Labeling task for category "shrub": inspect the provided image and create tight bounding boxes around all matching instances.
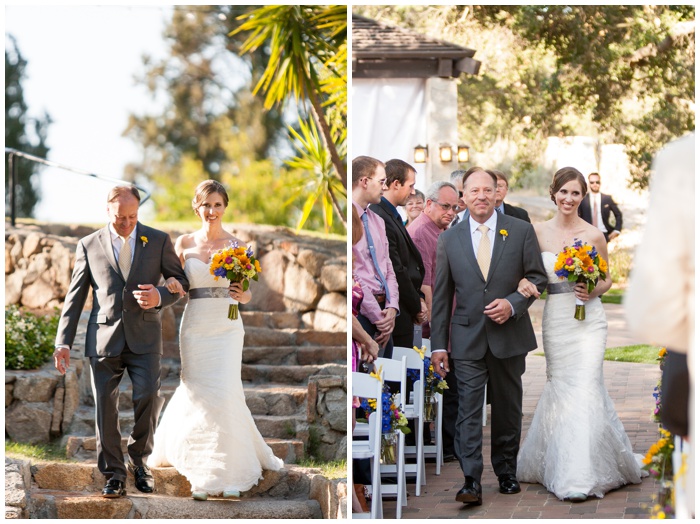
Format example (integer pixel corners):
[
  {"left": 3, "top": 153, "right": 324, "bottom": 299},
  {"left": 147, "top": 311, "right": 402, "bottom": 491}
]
[{"left": 5, "top": 306, "right": 60, "bottom": 370}]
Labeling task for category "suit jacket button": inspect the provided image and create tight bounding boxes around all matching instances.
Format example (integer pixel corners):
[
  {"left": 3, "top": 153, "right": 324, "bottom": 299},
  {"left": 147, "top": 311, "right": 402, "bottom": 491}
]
[{"left": 484, "top": 289, "right": 488, "bottom": 293}]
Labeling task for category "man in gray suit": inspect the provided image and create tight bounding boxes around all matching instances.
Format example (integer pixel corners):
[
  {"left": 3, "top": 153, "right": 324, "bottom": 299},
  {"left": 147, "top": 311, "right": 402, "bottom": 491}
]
[
  {"left": 54, "top": 186, "right": 188, "bottom": 498},
  {"left": 430, "top": 168, "right": 546, "bottom": 506}
]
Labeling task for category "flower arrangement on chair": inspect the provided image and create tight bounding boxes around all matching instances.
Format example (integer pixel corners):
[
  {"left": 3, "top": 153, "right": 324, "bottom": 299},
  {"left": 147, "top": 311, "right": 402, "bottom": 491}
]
[{"left": 407, "top": 346, "right": 449, "bottom": 422}]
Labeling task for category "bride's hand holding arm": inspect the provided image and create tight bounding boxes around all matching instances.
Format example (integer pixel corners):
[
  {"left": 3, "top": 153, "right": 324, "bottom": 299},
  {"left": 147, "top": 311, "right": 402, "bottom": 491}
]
[
  {"left": 517, "top": 278, "right": 540, "bottom": 299},
  {"left": 165, "top": 277, "right": 186, "bottom": 296}
]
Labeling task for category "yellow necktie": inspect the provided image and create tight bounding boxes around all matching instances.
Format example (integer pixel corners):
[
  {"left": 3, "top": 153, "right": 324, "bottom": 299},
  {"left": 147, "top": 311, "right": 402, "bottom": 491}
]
[
  {"left": 119, "top": 236, "right": 132, "bottom": 278},
  {"left": 476, "top": 225, "right": 491, "bottom": 279}
]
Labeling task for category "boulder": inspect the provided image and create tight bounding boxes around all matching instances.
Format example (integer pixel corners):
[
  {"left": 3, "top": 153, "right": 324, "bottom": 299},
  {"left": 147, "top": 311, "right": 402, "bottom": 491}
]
[
  {"left": 5, "top": 383, "right": 14, "bottom": 408},
  {"left": 49, "top": 242, "right": 74, "bottom": 293},
  {"left": 9, "top": 236, "right": 24, "bottom": 269},
  {"left": 320, "top": 259, "right": 347, "bottom": 293},
  {"left": 283, "top": 264, "right": 322, "bottom": 312},
  {"left": 5, "top": 270, "right": 25, "bottom": 306},
  {"left": 248, "top": 250, "right": 287, "bottom": 312},
  {"left": 20, "top": 277, "right": 57, "bottom": 309},
  {"left": 6, "top": 242, "right": 14, "bottom": 274},
  {"left": 12, "top": 373, "right": 59, "bottom": 402},
  {"left": 61, "top": 369, "right": 80, "bottom": 433},
  {"left": 22, "top": 233, "right": 43, "bottom": 259},
  {"left": 296, "top": 249, "right": 328, "bottom": 279},
  {"left": 5, "top": 402, "right": 53, "bottom": 444},
  {"left": 322, "top": 388, "right": 347, "bottom": 432},
  {"left": 313, "top": 292, "right": 346, "bottom": 332}
]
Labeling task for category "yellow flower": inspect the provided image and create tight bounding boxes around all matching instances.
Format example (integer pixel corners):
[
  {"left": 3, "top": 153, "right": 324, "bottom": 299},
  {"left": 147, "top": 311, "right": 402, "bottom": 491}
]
[
  {"left": 500, "top": 229, "right": 508, "bottom": 241},
  {"left": 658, "top": 347, "right": 667, "bottom": 358},
  {"left": 254, "top": 260, "right": 262, "bottom": 273},
  {"left": 140, "top": 236, "right": 148, "bottom": 247}
]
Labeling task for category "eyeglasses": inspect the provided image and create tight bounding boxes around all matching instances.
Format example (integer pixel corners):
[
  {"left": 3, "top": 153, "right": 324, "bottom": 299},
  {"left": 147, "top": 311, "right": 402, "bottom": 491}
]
[
  {"left": 366, "top": 177, "right": 387, "bottom": 186},
  {"left": 433, "top": 201, "right": 460, "bottom": 213},
  {"left": 589, "top": 181, "right": 600, "bottom": 185}
]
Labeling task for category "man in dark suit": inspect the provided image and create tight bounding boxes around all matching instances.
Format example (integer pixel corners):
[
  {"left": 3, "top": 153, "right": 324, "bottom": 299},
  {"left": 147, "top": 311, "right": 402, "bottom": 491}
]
[
  {"left": 490, "top": 170, "right": 530, "bottom": 222},
  {"left": 578, "top": 172, "right": 623, "bottom": 242},
  {"left": 431, "top": 168, "right": 547, "bottom": 506},
  {"left": 369, "top": 159, "right": 427, "bottom": 348},
  {"left": 54, "top": 186, "right": 188, "bottom": 498}
]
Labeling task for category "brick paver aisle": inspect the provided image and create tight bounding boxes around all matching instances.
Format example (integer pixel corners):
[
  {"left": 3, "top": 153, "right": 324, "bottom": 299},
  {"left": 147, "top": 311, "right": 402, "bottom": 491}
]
[{"left": 381, "top": 303, "right": 661, "bottom": 519}]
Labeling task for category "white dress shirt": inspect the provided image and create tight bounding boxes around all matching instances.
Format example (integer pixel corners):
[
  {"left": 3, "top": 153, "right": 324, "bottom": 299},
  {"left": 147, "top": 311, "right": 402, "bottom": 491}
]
[{"left": 589, "top": 193, "right": 607, "bottom": 233}]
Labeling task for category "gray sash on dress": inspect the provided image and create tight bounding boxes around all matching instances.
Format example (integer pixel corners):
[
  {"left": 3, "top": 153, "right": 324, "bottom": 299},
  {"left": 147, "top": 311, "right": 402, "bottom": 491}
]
[
  {"left": 189, "top": 287, "right": 230, "bottom": 299},
  {"left": 546, "top": 281, "right": 576, "bottom": 295}
]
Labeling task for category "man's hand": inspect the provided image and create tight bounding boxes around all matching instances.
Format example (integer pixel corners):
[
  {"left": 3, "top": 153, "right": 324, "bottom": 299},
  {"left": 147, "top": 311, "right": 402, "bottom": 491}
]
[
  {"left": 431, "top": 351, "right": 450, "bottom": 379},
  {"left": 361, "top": 338, "right": 380, "bottom": 364},
  {"left": 54, "top": 347, "right": 70, "bottom": 375},
  {"left": 374, "top": 307, "right": 397, "bottom": 333},
  {"left": 484, "top": 298, "right": 512, "bottom": 324},
  {"left": 133, "top": 284, "right": 158, "bottom": 309}
]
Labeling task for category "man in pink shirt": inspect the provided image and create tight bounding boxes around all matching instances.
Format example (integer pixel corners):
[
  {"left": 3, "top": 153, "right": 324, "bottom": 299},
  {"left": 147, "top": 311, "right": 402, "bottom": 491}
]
[{"left": 351, "top": 156, "right": 400, "bottom": 358}]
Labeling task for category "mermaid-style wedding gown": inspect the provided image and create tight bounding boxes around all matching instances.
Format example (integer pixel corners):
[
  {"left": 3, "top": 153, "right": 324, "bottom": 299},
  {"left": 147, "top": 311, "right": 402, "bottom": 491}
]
[
  {"left": 517, "top": 252, "right": 645, "bottom": 500},
  {"left": 148, "top": 258, "right": 283, "bottom": 494}
]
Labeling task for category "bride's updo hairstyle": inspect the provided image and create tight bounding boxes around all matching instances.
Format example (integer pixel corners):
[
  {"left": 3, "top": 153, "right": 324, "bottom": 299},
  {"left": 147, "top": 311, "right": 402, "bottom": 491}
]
[
  {"left": 192, "top": 180, "right": 229, "bottom": 213},
  {"left": 549, "top": 167, "right": 587, "bottom": 204}
]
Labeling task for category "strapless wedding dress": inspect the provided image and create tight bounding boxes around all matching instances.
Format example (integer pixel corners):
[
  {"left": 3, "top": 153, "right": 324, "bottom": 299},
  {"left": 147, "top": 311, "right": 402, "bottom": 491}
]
[
  {"left": 148, "top": 258, "right": 283, "bottom": 494},
  {"left": 517, "top": 252, "right": 645, "bottom": 500}
]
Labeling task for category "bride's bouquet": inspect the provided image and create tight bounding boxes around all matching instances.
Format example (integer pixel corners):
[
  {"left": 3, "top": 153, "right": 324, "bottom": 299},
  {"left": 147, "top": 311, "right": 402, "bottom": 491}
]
[
  {"left": 554, "top": 239, "right": 607, "bottom": 320},
  {"left": 209, "top": 241, "right": 262, "bottom": 320}
]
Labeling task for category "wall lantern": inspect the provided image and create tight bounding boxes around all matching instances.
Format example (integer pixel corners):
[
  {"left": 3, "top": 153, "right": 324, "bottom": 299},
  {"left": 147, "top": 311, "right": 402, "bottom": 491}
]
[
  {"left": 439, "top": 144, "right": 453, "bottom": 163},
  {"left": 413, "top": 145, "right": 428, "bottom": 164},
  {"left": 457, "top": 145, "right": 470, "bottom": 163}
]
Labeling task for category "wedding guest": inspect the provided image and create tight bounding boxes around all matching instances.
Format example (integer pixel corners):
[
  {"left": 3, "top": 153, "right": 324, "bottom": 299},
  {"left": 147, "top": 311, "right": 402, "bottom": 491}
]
[
  {"left": 407, "top": 180, "right": 459, "bottom": 338},
  {"left": 489, "top": 169, "right": 530, "bottom": 222},
  {"left": 369, "top": 159, "right": 427, "bottom": 348},
  {"left": 578, "top": 172, "right": 622, "bottom": 242},
  {"left": 449, "top": 169, "right": 469, "bottom": 227},
  {"left": 404, "top": 189, "right": 425, "bottom": 227},
  {"left": 625, "top": 133, "right": 694, "bottom": 518},
  {"left": 352, "top": 156, "right": 399, "bottom": 358}
]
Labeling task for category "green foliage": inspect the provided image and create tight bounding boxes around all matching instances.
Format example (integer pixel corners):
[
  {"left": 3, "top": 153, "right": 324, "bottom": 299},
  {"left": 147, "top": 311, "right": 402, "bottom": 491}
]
[
  {"left": 297, "top": 458, "right": 347, "bottom": 479},
  {"left": 603, "top": 345, "right": 662, "bottom": 365},
  {"left": 5, "top": 439, "right": 68, "bottom": 462},
  {"left": 5, "top": 35, "right": 51, "bottom": 217},
  {"left": 608, "top": 247, "right": 633, "bottom": 285},
  {"left": 5, "top": 306, "right": 60, "bottom": 370},
  {"left": 356, "top": 5, "right": 694, "bottom": 189},
  {"left": 233, "top": 5, "right": 348, "bottom": 229}
]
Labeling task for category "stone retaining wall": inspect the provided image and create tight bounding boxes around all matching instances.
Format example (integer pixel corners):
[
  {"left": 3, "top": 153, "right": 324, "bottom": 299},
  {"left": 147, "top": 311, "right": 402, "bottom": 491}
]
[{"left": 307, "top": 375, "right": 347, "bottom": 462}]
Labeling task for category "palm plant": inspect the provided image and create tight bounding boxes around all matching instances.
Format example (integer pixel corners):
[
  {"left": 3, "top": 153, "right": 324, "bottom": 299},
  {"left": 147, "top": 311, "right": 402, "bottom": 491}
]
[{"left": 231, "top": 5, "right": 347, "bottom": 230}]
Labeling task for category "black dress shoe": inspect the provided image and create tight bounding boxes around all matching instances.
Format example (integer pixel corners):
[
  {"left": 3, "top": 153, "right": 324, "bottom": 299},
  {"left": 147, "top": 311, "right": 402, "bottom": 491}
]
[
  {"left": 455, "top": 476, "right": 482, "bottom": 505},
  {"left": 102, "top": 478, "right": 126, "bottom": 498},
  {"left": 443, "top": 453, "right": 456, "bottom": 463},
  {"left": 498, "top": 474, "right": 521, "bottom": 494},
  {"left": 129, "top": 462, "right": 155, "bottom": 493}
]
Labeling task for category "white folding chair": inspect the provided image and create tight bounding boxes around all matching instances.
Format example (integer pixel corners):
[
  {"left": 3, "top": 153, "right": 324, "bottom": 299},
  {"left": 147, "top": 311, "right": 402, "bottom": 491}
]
[
  {"left": 392, "top": 346, "right": 426, "bottom": 496},
  {"left": 422, "top": 349, "right": 444, "bottom": 475},
  {"left": 351, "top": 371, "right": 384, "bottom": 519},
  {"left": 373, "top": 357, "right": 408, "bottom": 517}
]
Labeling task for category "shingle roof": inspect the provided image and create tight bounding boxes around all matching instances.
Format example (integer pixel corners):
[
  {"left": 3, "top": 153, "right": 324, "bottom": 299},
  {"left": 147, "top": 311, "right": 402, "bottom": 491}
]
[{"left": 352, "top": 14, "right": 477, "bottom": 60}]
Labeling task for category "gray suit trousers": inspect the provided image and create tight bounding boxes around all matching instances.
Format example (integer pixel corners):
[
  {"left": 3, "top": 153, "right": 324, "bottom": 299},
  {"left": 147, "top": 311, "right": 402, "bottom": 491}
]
[{"left": 90, "top": 346, "right": 164, "bottom": 481}]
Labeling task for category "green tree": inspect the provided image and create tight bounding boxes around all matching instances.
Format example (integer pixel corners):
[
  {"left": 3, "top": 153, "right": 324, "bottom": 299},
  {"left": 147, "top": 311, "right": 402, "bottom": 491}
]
[
  {"left": 356, "top": 5, "right": 694, "bottom": 189},
  {"left": 232, "top": 5, "right": 347, "bottom": 231},
  {"left": 5, "top": 35, "right": 51, "bottom": 217}
]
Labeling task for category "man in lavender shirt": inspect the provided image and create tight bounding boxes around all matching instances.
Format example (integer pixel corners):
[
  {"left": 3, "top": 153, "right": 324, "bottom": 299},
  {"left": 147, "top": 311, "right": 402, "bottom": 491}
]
[
  {"left": 351, "top": 156, "right": 400, "bottom": 358},
  {"left": 406, "top": 180, "right": 460, "bottom": 337}
]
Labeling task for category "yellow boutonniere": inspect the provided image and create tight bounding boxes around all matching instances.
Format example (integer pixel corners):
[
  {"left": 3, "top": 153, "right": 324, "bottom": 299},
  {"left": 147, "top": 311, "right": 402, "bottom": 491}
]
[
  {"left": 499, "top": 229, "right": 508, "bottom": 241},
  {"left": 140, "top": 236, "right": 148, "bottom": 247}
]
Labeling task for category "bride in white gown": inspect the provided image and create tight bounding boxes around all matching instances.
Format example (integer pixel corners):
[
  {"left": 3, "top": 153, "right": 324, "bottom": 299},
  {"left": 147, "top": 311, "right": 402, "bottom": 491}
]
[
  {"left": 515, "top": 167, "right": 646, "bottom": 502},
  {"left": 148, "top": 180, "right": 283, "bottom": 499}
]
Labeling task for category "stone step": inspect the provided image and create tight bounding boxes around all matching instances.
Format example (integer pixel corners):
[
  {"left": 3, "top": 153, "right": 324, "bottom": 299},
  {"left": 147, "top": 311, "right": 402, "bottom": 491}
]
[
  {"left": 240, "top": 311, "right": 302, "bottom": 330},
  {"left": 64, "top": 435, "right": 305, "bottom": 465},
  {"left": 31, "top": 461, "right": 321, "bottom": 499},
  {"left": 241, "top": 363, "right": 346, "bottom": 385},
  {"left": 28, "top": 490, "right": 322, "bottom": 519},
  {"left": 244, "top": 327, "right": 345, "bottom": 348},
  {"left": 242, "top": 346, "right": 346, "bottom": 366}
]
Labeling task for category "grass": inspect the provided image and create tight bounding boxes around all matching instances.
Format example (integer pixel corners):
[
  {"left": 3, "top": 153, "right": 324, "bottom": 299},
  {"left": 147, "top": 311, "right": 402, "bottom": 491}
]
[
  {"left": 533, "top": 344, "right": 661, "bottom": 364},
  {"left": 297, "top": 458, "right": 347, "bottom": 479},
  {"left": 5, "top": 440, "right": 69, "bottom": 462}
]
